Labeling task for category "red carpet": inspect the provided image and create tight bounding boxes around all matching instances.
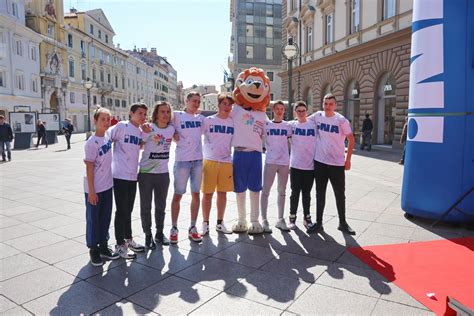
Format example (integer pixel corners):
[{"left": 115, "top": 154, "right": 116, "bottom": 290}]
[{"left": 349, "top": 237, "right": 474, "bottom": 315}]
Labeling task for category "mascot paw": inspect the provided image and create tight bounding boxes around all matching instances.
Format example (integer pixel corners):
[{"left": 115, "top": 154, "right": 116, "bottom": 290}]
[
  {"left": 232, "top": 220, "right": 248, "bottom": 233},
  {"left": 247, "top": 221, "right": 264, "bottom": 235}
]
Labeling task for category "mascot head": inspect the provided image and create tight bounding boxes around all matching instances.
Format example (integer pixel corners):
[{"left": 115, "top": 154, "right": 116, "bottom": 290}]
[{"left": 233, "top": 67, "right": 271, "bottom": 112}]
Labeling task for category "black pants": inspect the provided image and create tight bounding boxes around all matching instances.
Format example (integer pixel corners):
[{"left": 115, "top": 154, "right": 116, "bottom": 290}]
[
  {"left": 113, "top": 178, "right": 137, "bottom": 245},
  {"left": 290, "top": 167, "right": 314, "bottom": 217},
  {"left": 65, "top": 134, "right": 71, "bottom": 149},
  {"left": 314, "top": 161, "right": 346, "bottom": 224},
  {"left": 138, "top": 173, "right": 169, "bottom": 237},
  {"left": 36, "top": 133, "right": 48, "bottom": 147}
]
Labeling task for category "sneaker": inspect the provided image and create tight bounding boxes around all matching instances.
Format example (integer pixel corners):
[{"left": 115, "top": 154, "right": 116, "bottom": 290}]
[
  {"left": 100, "top": 245, "right": 120, "bottom": 260},
  {"left": 275, "top": 218, "right": 290, "bottom": 231},
  {"left": 201, "top": 222, "right": 209, "bottom": 236},
  {"left": 89, "top": 247, "right": 104, "bottom": 266},
  {"left": 115, "top": 243, "right": 137, "bottom": 259},
  {"left": 169, "top": 227, "right": 179, "bottom": 244},
  {"left": 262, "top": 219, "right": 272, "bottom": 233},
  {"left": 303, "top": 215, "right": 313, "bottom": 230},
  {"left": 215, "top": 222, "right": 233, "bottom": 234},
  {"left": 155, "top": 233, "right": 170, "bottom": 246},
  {"left": 126, "top": 238, "right": 145, "bottom": 252},
  {"left": 307, "top": 222, "right": 324, "bottom": 234},
  {"left": 288, "top": 215, "right": 297, "bottom": 230},
  {"left": 145, "top": 235, "right": 156, "bottom": 250},
  {"left": 188, "top": 226, "right": 202, "bottom": 242},
  {"left": 338, "top": 222, "right": 356, "bottom": 235}
]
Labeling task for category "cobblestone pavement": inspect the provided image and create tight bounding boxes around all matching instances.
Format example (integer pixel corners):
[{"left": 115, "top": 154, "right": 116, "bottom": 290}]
[{"left": 1, "top": 133, "right": 471, "bottom": 315}]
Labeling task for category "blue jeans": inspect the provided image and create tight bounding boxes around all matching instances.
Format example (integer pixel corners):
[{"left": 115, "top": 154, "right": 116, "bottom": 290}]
[
  {"left": 173, "top": 160, "right": 203, "bottom": 195},
  {"left": 0, "top": 141, "right": 11, "bottom": 161},
  {"left": 85, "top": 188, "right": 113, "bottom": 248}
]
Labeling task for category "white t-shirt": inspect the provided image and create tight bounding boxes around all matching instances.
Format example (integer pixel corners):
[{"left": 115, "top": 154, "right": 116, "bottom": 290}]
[
  {"left": 289, "top": 120, "right": 317, "bottom": 170},
  {"left": 203, "top": 115, "right": 234, "bottom": 163},
  {"left": 310, "top": 111, "right": 352, "bottom": 166},
  {"left": 172, "top": 111, "right": 204, "bottom": 161},
  {"left": 264, "top": 120, "right": 292, "bottom": 165},
  {"left": 109, "top": 121, "right": 144, "bottom": 181},
  {"left": 139, "top": 124, "right": 175, "bottom": 174},
  {"left": 230, "top": 105, "right": 267, "bottom": 152},
  {"left": 84, "top": 133, "right": 113, "bottom": 194}
]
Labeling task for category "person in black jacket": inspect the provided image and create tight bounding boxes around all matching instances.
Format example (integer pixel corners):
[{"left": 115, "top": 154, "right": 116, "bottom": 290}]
[
  {"left": 63, "top": 118, "right": 74, "bottom": 149},
  {"left": 0, "top": 115, "right": 14, "bottom": 161},
  {"left": 36, "top": 119, "right": 48, "bottom": 148},
  {"left": 360, "top": 114, "right": 373, "bottom": 151}
]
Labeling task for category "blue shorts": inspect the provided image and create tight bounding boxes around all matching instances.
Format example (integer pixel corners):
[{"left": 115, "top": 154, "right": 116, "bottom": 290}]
[
  {"left": 173, "top": 160, "right": 203, "bottom": 195},
  {"left": 233, "top": 151, "right": 262, "bottom": 193}
]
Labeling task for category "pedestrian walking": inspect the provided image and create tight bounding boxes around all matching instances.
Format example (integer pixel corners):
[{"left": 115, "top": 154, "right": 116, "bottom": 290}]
[
  {"left": 399, "top": 116, "right": 408, "bottom": 165},
  {"left": 63, "top": 118, "right": 74, "bottom": 149},
  {"left": 138, "top": 102, "right": 174, "bottom": 249},
  {"left": 307, "top": 94, "right": 356, "bottom": 235},
  {"left": 200, "top": 93, "right": 235, "bottom": 236},
  {"left": 84, "top": 107, "right": 119, "bottom": 266},
  {"left": 360, "top": 114, "right": 373, "bottom": 151},
  {"left": 260, "top": 101, "right": 292, "bottom": 232},
  {"left": 0, "top": 115, "right": 13, "bottom": 161},
  {"left": 36, "top": 119, "right": 48, "bottom": 148}
]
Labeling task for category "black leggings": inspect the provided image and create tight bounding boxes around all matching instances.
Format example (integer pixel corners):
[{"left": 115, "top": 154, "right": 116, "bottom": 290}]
[
  {"left": 113, "top": 178, "right": 137, "bottom": 245},
  {"left": 314, "top": 161, "right": 346, "bottom": 224},
  {"left": 289, "top": 167, "right": 314, "bottom": 217}
]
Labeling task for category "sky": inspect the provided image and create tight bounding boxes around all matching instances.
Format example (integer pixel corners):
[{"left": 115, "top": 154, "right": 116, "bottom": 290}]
[{"left": 67, "top": 0, "right": 231, "bottom": 89}]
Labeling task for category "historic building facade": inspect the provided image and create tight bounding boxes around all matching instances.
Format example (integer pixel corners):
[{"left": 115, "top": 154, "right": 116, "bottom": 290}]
[{"left": 281, "top": 0, "right": 412, "bottom": 147}]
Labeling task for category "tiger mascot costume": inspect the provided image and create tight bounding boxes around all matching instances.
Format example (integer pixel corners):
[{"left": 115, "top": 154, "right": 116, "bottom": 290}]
[{"left": 231, "top": 67, "right": 271, "bottom": 234}]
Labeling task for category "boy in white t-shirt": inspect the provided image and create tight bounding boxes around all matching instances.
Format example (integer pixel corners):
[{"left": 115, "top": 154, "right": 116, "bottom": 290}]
[
  {"left": 261, "top": 101, "right": 292, "bottom": 232},
  {"left": 201, "top": 93, "right": 235, "bottom": 235},
  {"left": 109, "top": 103, "right": 149, "bottom": 258},
  {"left": 170, "top": 92, "right": 205, "bottom": 243},
  {"left": 84, "top": 107, "right": 119, "bottom": 266},
  {"left": 307, "top": 94, "right": 356, "bottom": 235},
  {"left": 288, "top": 101, "right": 317, "bottom": 230}
]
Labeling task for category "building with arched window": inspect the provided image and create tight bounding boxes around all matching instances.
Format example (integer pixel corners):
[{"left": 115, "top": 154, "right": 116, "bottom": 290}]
[{"left": 281, "top": 0, "right": 412, "bottom": 148}]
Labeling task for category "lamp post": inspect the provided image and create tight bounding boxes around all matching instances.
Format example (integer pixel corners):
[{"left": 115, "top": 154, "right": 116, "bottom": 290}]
[
  {"left": 84, "top": 78, "right": 93, "bottom": 139},
  {"left": 282, "top": 37, "right": 299, "bottom": 120}
]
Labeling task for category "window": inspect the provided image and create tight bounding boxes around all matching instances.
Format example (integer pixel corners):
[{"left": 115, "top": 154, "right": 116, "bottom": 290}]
[
  {"left": 82, "top": 94, "right": 87, "bottom": 104},
  {"left": 115, "top": 99, "right": 120, "bottom": 107},
  {"left": 98, "top": 49, "right": 103, "bottom": 62},
  {"left": 15, "top": 40, "right": 22, "bottom": 56},
  {"left": 31, "top": 77, "right": 38, "bottom": 92},
  {"left": 246, "top": 45, "right": 254, "bottom": 59},
  {"left": 246, "top": 3, "right": 254, "bottom": 15},
  {"left": 92, "top": 68, "right": 96, "bottom": 81},
  {"left": 266, "top": 47, "right": 273, "bottom": 60},
  {"left": 47, "top": 24, "right": 54, "bottom": 36},
  {"left": 80, "top": 40, "right": 85, "bottom": 54},
  {"left": 113, "top": 56, "right": 117, "bottom": 65},
  {"left": 89, "top": 24, "right": 94, "bottom": 35},
  {"left": 306, "top": 26, "right": 313, "bottom": 52},
  {"left": 81, "top": 63, "right": 86, "bottom": 80},
  {"left": 267, "top": 71, "right": 274, "bottom": 81},
  {"left": 326, "top": 13, "right": 334, "bottom": 44},
  {"left": 122, "top": 100, "right": 126, "bottom": 108},
  {"left": 105, "top": 34, "right": 109, "bottom": 43},
  {"left": 246, "top": 24, "right": 254, "bottom": 37},
  {"left": 121, "top": 77, "right": 125, "bottom": 89},
  {"left": 100, "top": 69, "right": 104, "bottom": 82},
  {"left": 12, "top": 2, "right": 18, "bottom": 17},
  {"left": 107, "top": 73, "right": 111, "bottom": 83},
  {"left": 266, "top": 4, "right": 273, "bottom": 17},
  {"left": 90, "top": 45, "right": 95, "bottom": 58},
  {"left": 0, "top": 71, "right": 5, "bottom": 88},
  {"left": 68, "top": 59, "right": 75, "bottom": 78},
  {"left": 16, "top": 73, "right": 25, "bottom": 90},
  {"left": 106, "top": 53, "right": 110, "bottom": 64},
  {"left": 266, "top": 26, "right": 273, "bottom": 38},
  {"left": 67, "top": 34, "right": 73, "bottom": 48},
  {"left": 115, "top": 75, "right": 118, "bottom": 88},
  {"left": 270, "top": 93, "right": 274, "bottom": 101},
  {"left": 70, "top": 92, "right": 75, "bottom": 103},
  {"left": 383, "top": 0, "right": 396, "bottom": 20},
  {"left": 290, "top": 0, "right": 297, "bottom": 11},
  {"left": 30, "top": 45, "right": 37, "bottom": 61},
  {"left": 350, "top": 0, "right": 360, "bottom": 33},
  {"left": 93, "top": 95, "right": 97, "bottom": 104},
  {"left": 98, "top": 30, "right": 102, "bottom": 39}
]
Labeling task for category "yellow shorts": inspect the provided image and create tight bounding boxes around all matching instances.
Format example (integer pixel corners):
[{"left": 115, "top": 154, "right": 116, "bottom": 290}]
[{"left": 201, "top": 160, "right": 234, "bottom": 194}]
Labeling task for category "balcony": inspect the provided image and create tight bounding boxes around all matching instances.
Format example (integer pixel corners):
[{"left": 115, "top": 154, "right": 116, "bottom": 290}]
[{"left": 96, "top": 82, "right": 114, "bottom": 95}]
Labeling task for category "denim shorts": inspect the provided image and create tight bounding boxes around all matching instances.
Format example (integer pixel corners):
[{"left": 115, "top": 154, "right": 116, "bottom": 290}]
[{"left": 173, "top": 160, "right": 203, "bottom": 195}]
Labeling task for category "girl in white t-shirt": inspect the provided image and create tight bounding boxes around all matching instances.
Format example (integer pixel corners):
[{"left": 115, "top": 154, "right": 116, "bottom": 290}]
[
  {"left": 261, "top": 101, "right": 292, "bottom": 232},
  {"left": 138, "top": 102, "right": 175, "bottom": 249},
  {"left": 84, "top": 107, "right": 119, "bottom": 266}
]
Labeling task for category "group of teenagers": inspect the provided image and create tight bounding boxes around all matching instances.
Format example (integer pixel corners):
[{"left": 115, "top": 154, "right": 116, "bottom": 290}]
[{"left": 84, "top": 91, "right": 355, "bottom": 267}]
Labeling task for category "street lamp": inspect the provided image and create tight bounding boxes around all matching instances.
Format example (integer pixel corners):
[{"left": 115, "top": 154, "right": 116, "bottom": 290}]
[
  {"left": 84, "top": 77, "right": 93, "bottom": 139},
  {"left": 282, "top": 37, "right": 299, "bottom": 120}
]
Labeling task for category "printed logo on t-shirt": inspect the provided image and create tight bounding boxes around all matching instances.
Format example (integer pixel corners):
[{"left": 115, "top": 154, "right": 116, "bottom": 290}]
[
  {"left": 98, "top": 139, "right": 112, "bottom": 156},
  {"left": 242, "top": 113, "right": 255, "bottom": 126},
  {"left": 152, "top": 133, "right": 172, "bottom": 147},
  {"left": 266, "top": 128, "right": 289, "bottom": 136},
  {"left": 209, "top": 124, "right": 234, "bottom": 134},
  {"left": 293, "top": 127, "right": 315, "bottom": 136},
  {"left": 124, "top": 134, "right": 142, "bottom": 145},
  {"left": 180, "top": 121, "right": 202, "bottom": 129},
  {"left": 317, "top": 123, "right": 340, "bottom": 134}
]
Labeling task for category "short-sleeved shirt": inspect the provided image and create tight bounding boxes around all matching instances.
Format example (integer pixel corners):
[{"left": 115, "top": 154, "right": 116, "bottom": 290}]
[
  {"left": 203, "top": 115, "right": 234, "bottom": 163},
  {"left": 310, "top": 111, "right": 352, "bottom": 166},
  {"left": 264, "top": 120, "right": 292, "bottom": 166},
  {"left": 108, "top": 121, "right": 144, "bottom": 181},
  {"left": 139, "top": 124, "right": 175, "bottom": 174},
  {"left": 289, "top": 120, "right": 317, "bottom": 170},
  {"left": 172, "top": 111, "right": 205, "bottom": 161},
  {"left": 230, "top": 105, "right": 267, "bottom": 152},
  {"left": 84, "top": 133, "right": 113, "bottom": 194}
]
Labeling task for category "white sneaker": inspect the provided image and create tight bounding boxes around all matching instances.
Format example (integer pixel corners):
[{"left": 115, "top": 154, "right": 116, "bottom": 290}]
[
  {"left": 275, "top": 218, "right": 290, "bottom": 231},
  {"left": 115, "top": 244, "right": 136, "bottom": 259},
  {"left": 216, "top": 222, "right": 232, "bottom": 234},
  {"left": 126, "top": 238, "right": 145, "bottom": 252},
  {"left": 201, "top": 222, "right": 209, "bottom": 236},
  {"left": 262, "top": 219, "right": 273, "bottom": 233}
]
